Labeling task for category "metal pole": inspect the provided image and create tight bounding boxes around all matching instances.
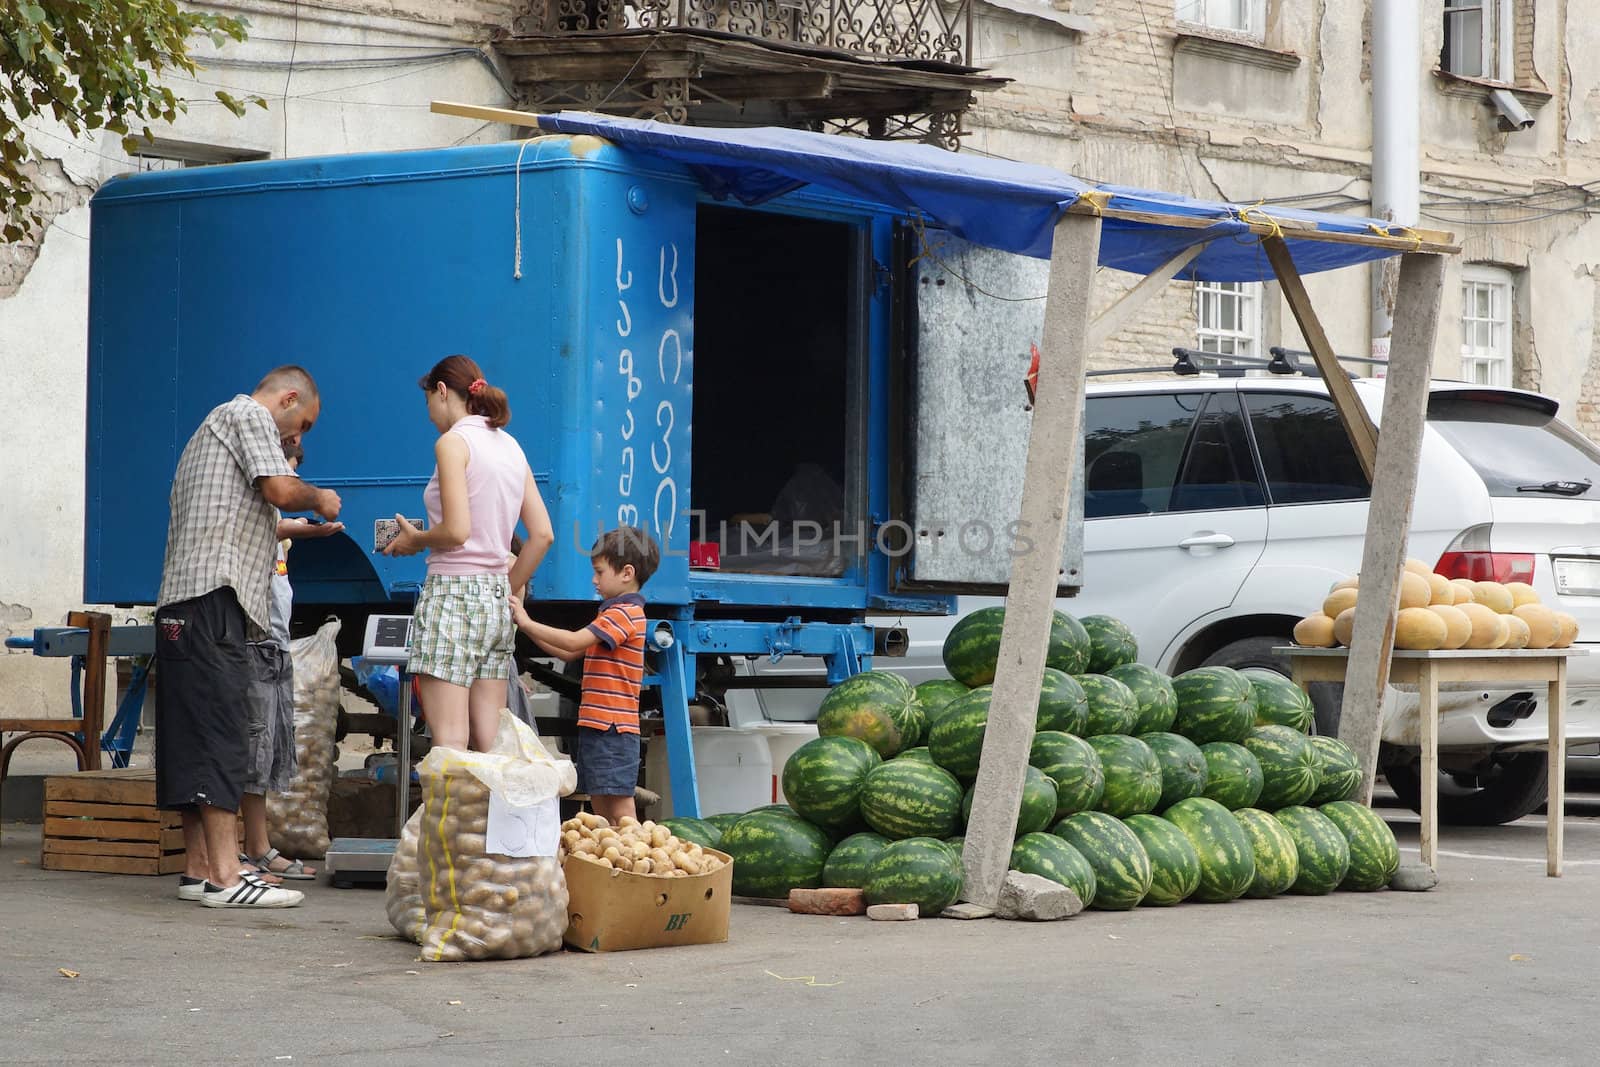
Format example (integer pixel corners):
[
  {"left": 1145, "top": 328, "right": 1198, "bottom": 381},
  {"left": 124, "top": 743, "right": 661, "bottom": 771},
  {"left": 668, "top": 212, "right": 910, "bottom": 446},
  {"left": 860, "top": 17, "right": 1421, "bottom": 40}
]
[
  {"left": 396, "top": 674, "right": 412, "bottom": 837},
  {"left": 1370, "top": 0, "right": 1421, "bottom": 362}
]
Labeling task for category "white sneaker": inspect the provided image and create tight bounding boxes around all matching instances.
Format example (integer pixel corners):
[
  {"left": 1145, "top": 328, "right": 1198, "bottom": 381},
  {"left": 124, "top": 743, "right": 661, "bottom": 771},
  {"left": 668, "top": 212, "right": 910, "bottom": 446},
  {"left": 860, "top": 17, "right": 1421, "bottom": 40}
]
[
  {"left": 200, "top": 871, "right": 304, "bottom": 909},
  {"left": 177, "top": 875, "right": 206, "bottom": 902}
]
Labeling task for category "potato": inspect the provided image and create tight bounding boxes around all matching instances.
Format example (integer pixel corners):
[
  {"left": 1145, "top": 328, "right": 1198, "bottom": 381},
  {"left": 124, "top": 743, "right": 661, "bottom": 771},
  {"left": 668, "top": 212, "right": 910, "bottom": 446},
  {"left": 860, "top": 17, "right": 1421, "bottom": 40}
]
[
  {"left": 651, "top": 826, "right": 672, "bottom": 849},
  {"left": 577, "top": 812, "right": 609, "bottom": 830},
  {"left": 618, "top": 816, "right": 641, "bottom": 829},
  {"left": 634, "top": 858, "right": 655, "bottom": 875}
]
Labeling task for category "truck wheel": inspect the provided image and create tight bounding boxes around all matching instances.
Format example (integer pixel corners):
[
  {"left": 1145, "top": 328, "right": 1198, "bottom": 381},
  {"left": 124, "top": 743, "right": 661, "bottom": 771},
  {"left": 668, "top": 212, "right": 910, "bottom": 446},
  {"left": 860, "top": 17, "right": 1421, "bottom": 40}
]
[
  {"left": 1383, "top": 753, "right": 1549, "bottom": 826},
  {"left": 1200, "top": 635, "right": 1342, "bottom": 737}
]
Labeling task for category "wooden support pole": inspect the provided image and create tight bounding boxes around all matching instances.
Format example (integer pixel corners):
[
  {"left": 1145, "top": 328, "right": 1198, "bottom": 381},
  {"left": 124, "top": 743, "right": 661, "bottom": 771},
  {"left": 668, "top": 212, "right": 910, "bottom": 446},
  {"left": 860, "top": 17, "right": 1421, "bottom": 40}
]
[
  {"left": 1087, "top": 244, "right": 1203, "bottom": 351},
  {"left": 66, "top": 610, "right": 111, "bottom": 772},
  {"left": 1264, "top": 236, "right": 1379, "bottom": 481},
  {"left": 960, "top": 212, "right": 1102, "bottom": 908},
  {"left": 1336, "top": 252, "right": 1446, "bottom": 802}
]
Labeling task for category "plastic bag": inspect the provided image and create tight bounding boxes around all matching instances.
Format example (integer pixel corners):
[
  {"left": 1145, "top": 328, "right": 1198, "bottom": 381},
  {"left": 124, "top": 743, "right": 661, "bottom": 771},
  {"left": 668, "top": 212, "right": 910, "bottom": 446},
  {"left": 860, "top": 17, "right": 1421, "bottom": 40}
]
[
  {"left": 266, "top": 617, "right": 341, "bottom": 859},
  {"left": 402, "top": 709, "right": 577, "bottom": 962},
  {"left": 385, "top": 808, "right": 425, "bottom": 942}
]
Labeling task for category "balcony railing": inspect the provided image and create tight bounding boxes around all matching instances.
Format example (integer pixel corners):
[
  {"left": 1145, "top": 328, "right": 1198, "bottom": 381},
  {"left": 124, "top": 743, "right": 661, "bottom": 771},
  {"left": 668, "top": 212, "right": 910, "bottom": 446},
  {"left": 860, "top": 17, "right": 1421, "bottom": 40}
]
[{"left": 521, "top": 0, "right": 972, "bottom": 66}]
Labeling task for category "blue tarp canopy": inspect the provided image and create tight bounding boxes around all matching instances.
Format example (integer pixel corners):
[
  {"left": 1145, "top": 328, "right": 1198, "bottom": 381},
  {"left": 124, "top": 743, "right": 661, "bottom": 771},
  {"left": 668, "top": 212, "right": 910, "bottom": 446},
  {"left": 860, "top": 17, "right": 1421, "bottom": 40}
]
[{"left": 537, "top": 112, "right": 1436, "bottom": 282}]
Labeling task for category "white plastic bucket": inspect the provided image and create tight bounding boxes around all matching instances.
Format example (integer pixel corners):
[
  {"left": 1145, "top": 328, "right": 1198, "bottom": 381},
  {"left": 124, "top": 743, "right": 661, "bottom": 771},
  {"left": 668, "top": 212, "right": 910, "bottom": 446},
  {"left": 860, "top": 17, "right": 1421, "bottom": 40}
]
[{"left": 644, "top": 727, "right": 772, "bottom": 819}]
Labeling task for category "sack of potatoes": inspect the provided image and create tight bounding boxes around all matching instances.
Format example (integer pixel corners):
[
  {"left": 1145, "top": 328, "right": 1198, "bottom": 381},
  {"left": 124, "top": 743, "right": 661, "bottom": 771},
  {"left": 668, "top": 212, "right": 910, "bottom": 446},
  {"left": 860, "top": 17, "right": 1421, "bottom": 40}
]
[
  {"left": 385, "top": 808, "right": 426, "bottom": 942},
  {"left": 416, "top": 766, "right": 569, "bottom": 963},
  {"left": 559, "top": 811, "right": 727, "bottom": 878},
  {"left": 1293, "top": 558, "right": 1579, "bottom": 652},
  {"left": 266, "top": 618, "right": 342, "bottom": 859}
]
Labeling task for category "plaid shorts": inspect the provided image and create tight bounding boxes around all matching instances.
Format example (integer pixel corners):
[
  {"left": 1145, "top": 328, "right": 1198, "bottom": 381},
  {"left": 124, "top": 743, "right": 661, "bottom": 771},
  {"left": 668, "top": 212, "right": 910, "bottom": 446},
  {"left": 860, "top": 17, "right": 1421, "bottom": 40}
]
[{"left": 406, "top": 573, "right": 513, "bottom": 689}]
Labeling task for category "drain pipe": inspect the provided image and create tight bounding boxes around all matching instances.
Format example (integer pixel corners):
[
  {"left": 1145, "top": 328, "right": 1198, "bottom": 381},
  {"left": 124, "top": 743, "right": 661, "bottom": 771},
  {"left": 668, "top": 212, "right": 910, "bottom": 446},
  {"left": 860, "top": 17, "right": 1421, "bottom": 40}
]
[{"left": 1370, "top": 0, "right": 1421, "bottom": 365}]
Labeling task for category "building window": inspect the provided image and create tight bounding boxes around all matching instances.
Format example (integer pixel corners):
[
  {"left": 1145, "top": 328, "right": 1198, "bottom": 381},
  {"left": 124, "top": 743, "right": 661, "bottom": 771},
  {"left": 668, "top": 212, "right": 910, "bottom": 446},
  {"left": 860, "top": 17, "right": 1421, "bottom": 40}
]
[
  {"left": 1442, "top": 0, "right": 1514, "bottom": 82},
  {"left": 1195, "top": 280, "right": 1263, "bottom": 364},
  {"left": 126, "top": 137, "right": 268, "bottom": 174},
  {"left": 1176, "top": 0, "right": 1266, "bottom": 37},
  {"left": 1460, "top": 265, "right": 1512, "bottom": 386}
]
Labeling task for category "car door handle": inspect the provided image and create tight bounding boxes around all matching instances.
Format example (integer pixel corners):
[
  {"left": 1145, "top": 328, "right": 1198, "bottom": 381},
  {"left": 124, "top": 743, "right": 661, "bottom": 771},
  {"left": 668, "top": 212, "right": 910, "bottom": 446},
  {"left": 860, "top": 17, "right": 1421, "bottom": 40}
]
[{"left": 1179, "top": 533, "right": 1236, "bottom": 550}]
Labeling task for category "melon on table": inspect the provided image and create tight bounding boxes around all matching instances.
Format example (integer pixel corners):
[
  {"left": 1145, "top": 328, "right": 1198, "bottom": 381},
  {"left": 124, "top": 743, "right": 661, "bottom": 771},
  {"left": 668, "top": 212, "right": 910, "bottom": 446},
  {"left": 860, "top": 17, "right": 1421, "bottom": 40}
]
[
  {"left": 1426, "top": 572, "right": 1455, "bottom": 605},
  {"left": 1513, "top": 604, "right": 1559, "bottom": 648},
  {"left": 1505, "top": 581, "right": 1540, "bottom": 608},
  {"left": 1448, "top": 578, "right": 1478, "bottom": 603},
  {"left": 1403, "top": 558, "right": 1433, "bottom": 578},
  {"left": 1322, "top": 587, "right": 1359, "bottom": 620},
  {"left": 1394, "top": 607, "right": 1447, "bottom": 651},
  {"left": 1333, "top": 607, "right": 1357, "bottom": 647},
  {"left": 1397, "top": 572, "right": 1432, "bottom": 610},
  {"left": 1473, "top": 581, "right": 1515, "bottom": 614},
  {"left": 1502, "top": 614, "right": 1532, "bottom": 649},
  {"left": 1294, "top": 614, "right": 1337, "bottom": 648},
  {"left": 1554, "top": 612, "right": 1580, "bottom": 648},
  {"left": 1428, "top": 604, "right": 1472, "bottom": 649},
  {"left": 1457, "top": 602, "right": 1509, "bottom": 649}
]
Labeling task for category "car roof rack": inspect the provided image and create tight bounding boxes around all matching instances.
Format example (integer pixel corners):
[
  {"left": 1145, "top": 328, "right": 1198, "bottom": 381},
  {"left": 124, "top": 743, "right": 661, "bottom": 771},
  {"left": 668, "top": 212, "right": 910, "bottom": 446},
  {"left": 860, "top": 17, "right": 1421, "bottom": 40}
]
[{"left": 1085, "top": 346, "right": 1391, "bottom": 381}]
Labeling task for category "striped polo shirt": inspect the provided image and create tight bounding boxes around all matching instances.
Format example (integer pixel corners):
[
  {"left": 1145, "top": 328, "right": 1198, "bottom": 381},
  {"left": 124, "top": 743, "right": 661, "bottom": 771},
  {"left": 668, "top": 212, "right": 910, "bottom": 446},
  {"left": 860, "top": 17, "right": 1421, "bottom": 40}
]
[{"left": 580, "top": 592, "right": 647, "bottom": 733}]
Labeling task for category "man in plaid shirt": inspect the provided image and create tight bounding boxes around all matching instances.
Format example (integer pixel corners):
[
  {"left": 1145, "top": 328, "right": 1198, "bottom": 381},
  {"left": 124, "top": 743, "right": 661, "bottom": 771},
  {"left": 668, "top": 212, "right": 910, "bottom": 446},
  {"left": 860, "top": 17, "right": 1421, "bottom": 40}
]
[{"left": 156, "top": 366, "right": 342, "bottom": 909}]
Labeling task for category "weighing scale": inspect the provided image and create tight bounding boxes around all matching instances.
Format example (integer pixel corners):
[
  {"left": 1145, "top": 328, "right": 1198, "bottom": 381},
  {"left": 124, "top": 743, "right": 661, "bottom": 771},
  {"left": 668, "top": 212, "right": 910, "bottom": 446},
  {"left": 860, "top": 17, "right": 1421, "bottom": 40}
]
[{"left": 324, "top": 614, "right": 415, "bottom": 888}]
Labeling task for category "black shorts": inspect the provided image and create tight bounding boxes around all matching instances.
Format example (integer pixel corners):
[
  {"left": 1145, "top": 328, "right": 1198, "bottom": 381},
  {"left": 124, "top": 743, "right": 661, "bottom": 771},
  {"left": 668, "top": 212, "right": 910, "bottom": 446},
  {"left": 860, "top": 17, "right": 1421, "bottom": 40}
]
[{"left": 154, "top": 587, "right": 252, "bottom": 812}]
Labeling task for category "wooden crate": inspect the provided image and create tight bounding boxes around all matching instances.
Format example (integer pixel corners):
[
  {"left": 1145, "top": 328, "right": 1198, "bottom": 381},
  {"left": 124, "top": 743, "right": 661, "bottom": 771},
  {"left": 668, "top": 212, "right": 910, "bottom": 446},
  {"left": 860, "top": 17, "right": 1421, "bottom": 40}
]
[{"left": 41, "top": 768, "right": 237, "bottom": 876}]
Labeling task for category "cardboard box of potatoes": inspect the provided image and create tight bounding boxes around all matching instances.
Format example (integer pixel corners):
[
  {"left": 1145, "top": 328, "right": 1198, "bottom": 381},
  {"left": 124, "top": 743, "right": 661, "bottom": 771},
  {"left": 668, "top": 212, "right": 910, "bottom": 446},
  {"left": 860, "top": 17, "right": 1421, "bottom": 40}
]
[{"left": 1294, "top": 559, "right": 1580, "bottom": 652}]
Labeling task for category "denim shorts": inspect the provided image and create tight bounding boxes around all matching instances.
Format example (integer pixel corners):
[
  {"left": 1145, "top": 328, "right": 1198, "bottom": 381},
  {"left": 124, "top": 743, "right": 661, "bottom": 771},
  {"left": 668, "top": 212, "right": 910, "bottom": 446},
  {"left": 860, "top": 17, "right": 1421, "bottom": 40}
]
[{"left": 575, "top": 725, "right": 640, "bottom": 797}]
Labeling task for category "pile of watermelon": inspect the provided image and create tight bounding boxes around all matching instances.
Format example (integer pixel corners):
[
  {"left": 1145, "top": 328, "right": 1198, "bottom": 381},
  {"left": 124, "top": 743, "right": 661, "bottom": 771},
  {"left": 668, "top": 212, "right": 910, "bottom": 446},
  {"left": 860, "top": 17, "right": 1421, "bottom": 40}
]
[{"left": 689, "top": 607, "right": 1401, "bottom": 916}]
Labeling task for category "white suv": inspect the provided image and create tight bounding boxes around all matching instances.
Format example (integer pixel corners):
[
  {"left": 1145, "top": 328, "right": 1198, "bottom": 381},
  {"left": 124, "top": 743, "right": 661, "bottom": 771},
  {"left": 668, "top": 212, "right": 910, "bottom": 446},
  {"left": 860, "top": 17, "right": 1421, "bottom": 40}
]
[{"left": 867, "top": 372, "right": 1600, "bottom": 826}]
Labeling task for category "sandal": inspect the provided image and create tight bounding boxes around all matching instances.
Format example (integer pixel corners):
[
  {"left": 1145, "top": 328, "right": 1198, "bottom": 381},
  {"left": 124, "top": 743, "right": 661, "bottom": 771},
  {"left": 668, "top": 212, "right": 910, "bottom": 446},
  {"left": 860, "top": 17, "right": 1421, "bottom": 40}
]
[
  {"left": 245, "top": 847, "right": 318, "bottom": 881},
  {"left": 237, "top": 853, "right": 285, "bottom": 885}
]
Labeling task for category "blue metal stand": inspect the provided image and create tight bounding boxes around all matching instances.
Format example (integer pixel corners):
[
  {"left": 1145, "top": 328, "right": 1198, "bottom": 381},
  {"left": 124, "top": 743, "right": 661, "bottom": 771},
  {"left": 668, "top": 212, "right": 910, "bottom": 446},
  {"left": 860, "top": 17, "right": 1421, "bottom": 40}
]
[{"left": 5, "top": 625, "right": 154, "bottom": 766}]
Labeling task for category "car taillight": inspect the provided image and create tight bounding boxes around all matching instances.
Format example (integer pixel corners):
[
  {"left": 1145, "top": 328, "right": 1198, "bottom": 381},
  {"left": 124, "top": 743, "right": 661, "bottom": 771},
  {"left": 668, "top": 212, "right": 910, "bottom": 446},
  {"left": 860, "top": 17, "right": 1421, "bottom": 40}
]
[{"left": 1434, "top": 551, "right": 1535, "bottom": 583}]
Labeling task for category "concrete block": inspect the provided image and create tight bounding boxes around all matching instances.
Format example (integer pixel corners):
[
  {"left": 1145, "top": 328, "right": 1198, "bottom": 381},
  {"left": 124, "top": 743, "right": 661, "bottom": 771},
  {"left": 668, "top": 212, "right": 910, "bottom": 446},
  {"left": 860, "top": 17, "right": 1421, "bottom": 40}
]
[
  {"left": 994, "top": 871, "right": 1083, "bottom": 921},
  {"left": 1390, "top": 864, "right": 1439, "bottom": 892},
  {"left": 866, "top": 903, "right": 919, "bottom": 921},
  {"left": 788, "top": 888, "right": 867, "bottom": 916},
  {"left": 940, "top": 902, "right": 995, "bottom": 920}
]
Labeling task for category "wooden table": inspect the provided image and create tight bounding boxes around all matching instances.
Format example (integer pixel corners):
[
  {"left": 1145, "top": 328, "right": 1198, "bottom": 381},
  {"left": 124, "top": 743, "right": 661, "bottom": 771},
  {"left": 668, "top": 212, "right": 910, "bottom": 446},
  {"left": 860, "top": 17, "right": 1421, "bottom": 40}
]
[{"left": 1282, "top": 646, "right": 1586, "bottom": 878}]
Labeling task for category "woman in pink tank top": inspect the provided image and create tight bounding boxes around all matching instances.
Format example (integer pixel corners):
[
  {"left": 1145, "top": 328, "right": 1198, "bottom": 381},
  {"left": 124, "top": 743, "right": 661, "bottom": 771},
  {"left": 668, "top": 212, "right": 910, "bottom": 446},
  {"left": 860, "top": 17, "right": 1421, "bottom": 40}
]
[{"left": 381, "top": 355, "right": 554, "bottom": 751}]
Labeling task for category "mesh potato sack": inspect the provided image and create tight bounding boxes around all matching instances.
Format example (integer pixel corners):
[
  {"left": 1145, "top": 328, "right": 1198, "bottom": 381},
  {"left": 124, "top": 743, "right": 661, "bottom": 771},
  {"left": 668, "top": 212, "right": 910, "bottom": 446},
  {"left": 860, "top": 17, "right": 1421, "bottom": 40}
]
[
  {"left": 385, "top": 809, "right": 425, "bottom": 942},
  {"left": 266, "top": 618, "right": 341, "bottom": 859},
  {"left": 414, "top": 710, "right": 577, "bottom": 963}
]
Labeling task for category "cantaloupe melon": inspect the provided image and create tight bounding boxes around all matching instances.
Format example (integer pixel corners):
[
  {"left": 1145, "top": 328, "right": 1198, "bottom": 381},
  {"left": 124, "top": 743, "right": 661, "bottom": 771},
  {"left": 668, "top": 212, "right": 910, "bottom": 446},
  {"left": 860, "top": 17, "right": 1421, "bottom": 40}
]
[
  {"left": 1333, "top": 607, "right": 1357, "bottom": 647},
  {"left": 1329, "top": 576, "right": 1359, "bottom": 594},
  {"left": 1403, "top": 558, "right": 1433, "bottom": 578},
  {"left": 1505, "top": 581, "right": 1540, "bottom": 607},
  {"left": 1513, "top": 604, "right": 1559, "bottom": 649},
  {"left": 1502, "top": 614, "right": 1532, "bottom": 649},
  {"left": 1473, "top": 581, "right": 1515, "bottom": 614},
  {"left": 1426, "top": 573, "right": 1455, "bottom": 605},
  {"left": 1323, "top": 587, "right": 1359, "bottom": 620},
  {"left": 1294, "top": 614, "right": 1338, "bottom": 648},
  {"left": 1398, "top": 572, "right": 1432, "bottom": 610},
  {"left": 1429, "top": 604, "right": 1472, "bottom": 649},
  {"left": 1394, "top": 607, "right": 1449, "bottom": 650},
  {"left": 1448, "top": 578, "right": 1478, "bottom": 603},
  {"left": 1553, "top": 612, "right": 1580, "bottom": 649},
  {"left": 1457, "top": 602, "right": 1510, "bottom": 649}
]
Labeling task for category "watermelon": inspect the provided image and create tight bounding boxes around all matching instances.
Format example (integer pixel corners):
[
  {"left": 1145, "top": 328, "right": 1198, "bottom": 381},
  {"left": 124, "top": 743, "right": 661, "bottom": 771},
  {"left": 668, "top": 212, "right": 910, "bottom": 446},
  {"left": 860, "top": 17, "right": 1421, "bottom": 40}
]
[
  {"left": 1320, "top": 800, "right": 1400, "bottom": 891},
  {"left": 927, "top": 686, "right": 991, "bottom": 780},
  {"left": 1080, "top": 614, "right": 1139, "bottom": 674},
  {"left": 1232, "top": 807, "right": 1300, "bottom": 898},
  {"left": 660, "top": 817, "right": 722, "bottom": 850},
  {"left": 822, "top": 832, "right": 891, "bottom": 889},
  {"left": 1163, "top": 797, "right": 1256, "bottom": 903},
  {"left": 863, "top": 837, "right": 964, "bottom": 914},
  {"left": 1307, "top": 736, "right": 1363, "bottom": 804},
  {"left": 1273, "top": 805, "right": 1352, "bottom": 895},
  {"left": 719, "top": 811, "right": 832, "bottom": 899},
  {"left": 895, "top": 746, "right": 936, "bottom": 764},
  {"left": 1171, "top": 666, "right": 1257, "bottom": 744},
  {"left": 942, "top": 607, "right": 1007, "bottom": 687},
  {"left": 1199, "top": 741, "right": 1264, "bottom": 810},
  {"left": 703, "top": 812, "right": 744, "bottom": 837},
  {"left": 1087, "top": 734, "right": 1163, "bottom": 818},
  {"left": 817, "top": 670, "right": 914, "bottom": 757},
  {"left": 914, "top": 678, "right": 969, "bottom": 718},
  {"left": 1029, "top": 731, "right": 1105, "bottom": 817},
  {"left": 1122, "top": 813, "right": 1202, "bottom": 906},
  {"left": 1037, "top": 668, "right": 1089, "bottom": 735},
  {"left": 1051, "top": 811, "right": 1152, "bottom": 910},
  {"left": 859, "top": 759, "right": 965, "bottom": 840},
  {"left": 781, "top": 735, "right": 882, "bottom": 832},
  {"left": 960, "top": 766, "right": 1057, "bottom": 837},
  {"left": 1048, "top": 611, "right": 1093, "bottom": 675},
  {"left": 1243, "top": 725, "right": 1322, "bottom": 811},
  {"left": 1242, "top": 667, "right": 1315, "bottom": 733},
  {"left": 1107, "top": 662, "right": 1178, "bottom": 735},
  {"left": 749, "top": 804, "right": 798, "bottom": 818},
  {"left": 1077, "top": 673, "right": 1141, "bottom": 736},
  {"left": 1139, "top": 731, "right": 1209, "bottom": 810},
  {"left": 945, "top": 835, "right": 965, "bottom": 852},
  {"left": 889, "top": 699, "right": 929, "bottom": 750},
  {"left": 1010, "top": 832, "right": 1097, "bottom": 907}
]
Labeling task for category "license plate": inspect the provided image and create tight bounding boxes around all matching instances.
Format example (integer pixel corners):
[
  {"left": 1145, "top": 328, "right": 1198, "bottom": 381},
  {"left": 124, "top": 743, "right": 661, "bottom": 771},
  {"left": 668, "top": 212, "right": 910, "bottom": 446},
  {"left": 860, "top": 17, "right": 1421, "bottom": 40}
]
[{"left": 1553, "top": 557, "right": 1600, "bottom": 596}]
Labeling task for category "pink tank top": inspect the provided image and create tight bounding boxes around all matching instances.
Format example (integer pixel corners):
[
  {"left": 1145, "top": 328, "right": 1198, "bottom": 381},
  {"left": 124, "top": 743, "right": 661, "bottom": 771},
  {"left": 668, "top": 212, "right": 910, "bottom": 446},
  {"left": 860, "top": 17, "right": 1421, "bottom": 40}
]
[{"left": 423, "top": 415, "right": 527, "bottom": 576}]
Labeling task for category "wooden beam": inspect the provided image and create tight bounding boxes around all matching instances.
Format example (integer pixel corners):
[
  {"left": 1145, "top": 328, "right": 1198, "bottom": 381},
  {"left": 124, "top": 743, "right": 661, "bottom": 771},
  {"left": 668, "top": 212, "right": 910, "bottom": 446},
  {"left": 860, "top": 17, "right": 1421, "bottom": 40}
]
[
  {"left": 1337, "top": 252, "right": 1447, "bottom": 802},
  {"left": 960, "top": 212, "right": 1103, "bottom": 909},
  {"left": 1087, "top": 243, "right": 1204, "bottom": 350},
  {"left": 67, "top": 610, "right": 109, "bottom": 772},
  {"left": 1066, "top": 201, "right": 1458, "bottom": 255},
  {"left": 430, "top": 100, "right": 545, "bottom": 127},
  {"left": 1264, "top": 235, "right": 1379, "bottom": 481}
]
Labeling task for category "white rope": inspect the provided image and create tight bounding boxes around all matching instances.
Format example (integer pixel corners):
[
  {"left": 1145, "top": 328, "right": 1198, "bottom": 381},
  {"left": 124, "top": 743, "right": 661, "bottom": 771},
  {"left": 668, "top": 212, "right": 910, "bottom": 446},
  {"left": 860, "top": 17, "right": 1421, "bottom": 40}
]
[{"left": 513, "top": 137, "right": 536, "bottom": 280}]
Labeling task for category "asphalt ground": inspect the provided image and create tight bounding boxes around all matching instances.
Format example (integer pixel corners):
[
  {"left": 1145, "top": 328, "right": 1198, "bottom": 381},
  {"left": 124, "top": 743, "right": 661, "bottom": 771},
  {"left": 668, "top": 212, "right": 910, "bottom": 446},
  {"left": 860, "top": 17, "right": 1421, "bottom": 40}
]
[{"left": 3, "top": 788, "right": 1598, "bottom": 1065}]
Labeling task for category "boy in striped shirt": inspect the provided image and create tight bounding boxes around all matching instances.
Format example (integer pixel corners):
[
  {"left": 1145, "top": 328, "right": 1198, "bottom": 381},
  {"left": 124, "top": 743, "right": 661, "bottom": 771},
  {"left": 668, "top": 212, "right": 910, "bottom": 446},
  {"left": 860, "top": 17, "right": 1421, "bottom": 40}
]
[{"left": 510, "top": 527, "right": 659, "bottom": 823}]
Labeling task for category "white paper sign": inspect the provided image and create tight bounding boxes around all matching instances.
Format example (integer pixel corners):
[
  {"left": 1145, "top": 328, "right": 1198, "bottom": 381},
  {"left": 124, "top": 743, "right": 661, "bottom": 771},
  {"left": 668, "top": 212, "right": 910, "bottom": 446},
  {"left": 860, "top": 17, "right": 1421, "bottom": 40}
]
[{"left": 486, "top": 793, "right": 560, "bottom": 858}]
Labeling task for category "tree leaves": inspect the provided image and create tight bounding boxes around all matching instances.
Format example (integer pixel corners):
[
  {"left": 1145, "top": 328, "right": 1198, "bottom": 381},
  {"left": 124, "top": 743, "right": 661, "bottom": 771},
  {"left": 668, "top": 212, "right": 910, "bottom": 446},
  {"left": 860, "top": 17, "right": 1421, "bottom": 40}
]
[{"left": 0, "top": 0, "right": 260, "bottom": 241}]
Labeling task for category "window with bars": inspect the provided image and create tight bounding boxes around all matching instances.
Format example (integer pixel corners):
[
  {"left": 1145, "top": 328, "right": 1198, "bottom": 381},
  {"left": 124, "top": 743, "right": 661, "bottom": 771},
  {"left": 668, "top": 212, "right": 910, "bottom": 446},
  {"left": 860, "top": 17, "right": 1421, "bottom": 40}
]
[
  {"left": 1195, "top": 280, "right": 1263, "bottom": 365},
  {"left": 1460, "top": 265, "right": 1513, "bottom": 386},
  {"left": 1175, "top": 0, "right": 1266, "bottom": 38},
  {"left": 1442, "top": 0, "right": 1515, "bottom": 81}
]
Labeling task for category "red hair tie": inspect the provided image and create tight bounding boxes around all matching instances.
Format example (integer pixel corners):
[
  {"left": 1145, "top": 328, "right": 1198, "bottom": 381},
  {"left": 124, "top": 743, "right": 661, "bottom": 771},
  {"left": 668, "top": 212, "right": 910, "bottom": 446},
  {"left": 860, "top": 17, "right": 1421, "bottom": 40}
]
[{"left": 468, "top": 378, "right": 486, "bottom": 395}]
